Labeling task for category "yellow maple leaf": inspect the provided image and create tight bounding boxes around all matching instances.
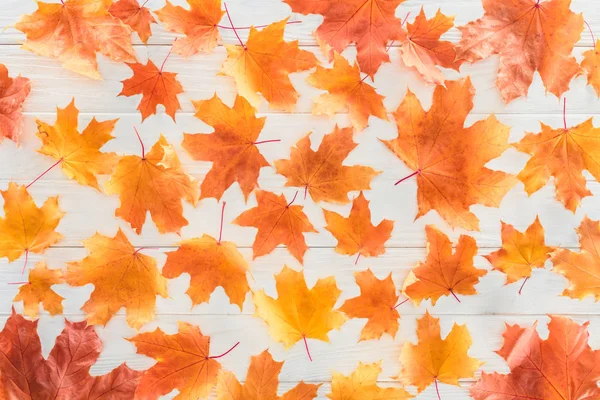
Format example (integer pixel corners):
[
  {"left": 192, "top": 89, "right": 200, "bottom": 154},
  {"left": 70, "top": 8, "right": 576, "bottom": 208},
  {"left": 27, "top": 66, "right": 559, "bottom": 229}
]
[
  {"left": 13, "top": 261, "right": 64, "bottom": 318},
  {"left": 582, "top": 40, "right": 600, "bottom": 97},
  {"left": 328, "top": 361, "right": 412, "bottom": 400}
]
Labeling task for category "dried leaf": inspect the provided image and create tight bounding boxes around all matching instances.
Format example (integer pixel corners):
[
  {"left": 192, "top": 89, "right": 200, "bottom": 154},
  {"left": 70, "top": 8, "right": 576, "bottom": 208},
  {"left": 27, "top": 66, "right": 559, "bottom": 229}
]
[
  {"left": 0, "top": 64, "right": 31, "bottom": 143},
  {"left": 13, "top": 261, "right": 64, "bottom": 318},
  {"left": 109, "top": 0, "right": 157, "bottom": 44},
  {"left": 582, "top": 41, "right": 600, "bottom": 96},
  {"left": 328, "top": 361, "right": 413, "bottom": 400}
]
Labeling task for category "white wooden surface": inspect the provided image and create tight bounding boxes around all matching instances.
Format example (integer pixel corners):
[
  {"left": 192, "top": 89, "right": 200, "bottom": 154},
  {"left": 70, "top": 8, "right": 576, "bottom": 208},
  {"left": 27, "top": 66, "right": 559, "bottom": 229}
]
[{"left": 2, "top": 0, "right": 600, "bottom": 399}]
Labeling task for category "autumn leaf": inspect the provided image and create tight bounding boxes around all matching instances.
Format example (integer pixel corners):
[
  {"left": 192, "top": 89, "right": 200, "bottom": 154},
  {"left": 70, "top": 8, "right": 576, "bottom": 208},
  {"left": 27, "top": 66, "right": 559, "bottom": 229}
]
[
  {"left": 275, "top": 126, "right": 380, "bottom": 204},
  {"left": 13, "top": 261, "right": 64, "bottom": 318},
  {"left": 323, "top": 192, "right": 393, "bottom": 262},
  {"left": 381, "top": 77, "right": 517, "bottom": 230},
  {"left": 216, "top": 350, "right": 321, "bottom": 399},
  {"left": 253, "top": 266, "right": 346, "bottom": 360},
  {"left": 15, "top": 0, "right": 136, "bottom": 79},
  {"left": 328, "top": 361, "right": 412, "bottom": 400},
  {"left": 0, "top": 64, "right": 31, "bottom": 143},
  {"left": 338, "top": 269, "right": 400, "bottom": 341},
  {"left": 403, "top": 225, "right": 486, "bottom": 305},
  {"left": 35, "top": 99, "right": 119, "bottom": 189},
  {"left": 471, "top": 316, "right": 600, "bottom": 400},
  {"left": 65, "top": 229, "right": 168, "bottom": 330},
  {"left": 105, "top": 134, "right": 199, "bottom": 235},
  {"left": 182, "top": 94, "right": 271, "bottom": 201},
  {"left": 109, "top": 0, "right": 157, "bottom": 44},
  {"left": 219, "top": 18, "right": 318, "bottom": 111},
  {"left": 234, "top": 190, "right": 317, "bottom": 264},
  {"left": 0, "top": 182, "right": 63, "bottom": 263},
  {"left": 129, "top": 321, "right": 239, "bottom": 399},
  {"left": 306, "top": 53, "right": 387, "bottom": 131},
  {"left": 456, "top": 0, "right": 583, "bottom": 103},
  {"left": 155, "top": 0, "right": 224, "bottom": 57},
  {"left": 398, "top": 311, "right": 482, "bottom": 396},
  {"left": 283, "top": 0, "right": 405, "bottom": 77},
  {"left": 0, "top": 310, "right": 142, "bottom": 399},
  {"left": 582, "top": 40, "right": 600, "bottom": 96},
  {"left": 484, "top": 217, "right": 553, "bottom": 289}
]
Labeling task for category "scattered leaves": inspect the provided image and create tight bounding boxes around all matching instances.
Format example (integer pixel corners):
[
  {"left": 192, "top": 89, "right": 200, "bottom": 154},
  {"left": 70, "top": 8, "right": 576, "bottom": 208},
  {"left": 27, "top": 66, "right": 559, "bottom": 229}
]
[
  {"left": 0, "top": 64, "right": 31, "bottom": 143},
  {"left": 582, "top": 40, "right": 600, "bottom": 96},
  {"left": 109, "top": 0, "right": 157, "bottom": 44},
  {"left": 13, "top": 261, "right": 64, "bottom": 318},
  {"left": 328, "top": 361, "right": 413, "bottom": 400}
]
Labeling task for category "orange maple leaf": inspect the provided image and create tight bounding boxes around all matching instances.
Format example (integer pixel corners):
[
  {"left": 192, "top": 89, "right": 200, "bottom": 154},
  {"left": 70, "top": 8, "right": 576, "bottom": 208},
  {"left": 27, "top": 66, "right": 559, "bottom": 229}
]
[
  {"left": 582, "top": 40, "right": 600, "bottom": 97},
  {"left": 216, "top": 350, "right": 321, "bottom": 399},
  {"left": 323, "top": 192, "right": 393, "bottom": 262},
  {"left": 35, "top": 99, "right": 119, "bottom": 189},
  {"left": 15, "top": 0, "right": 136, "bottom": 79},
  {"left": 381, "top": 78, "right": 517, "bottom": 230},
  {"left": 109, "top": 0, "right": 157, "bottom": 44},
  {"left": 456, "top": 0, "right": 583, "bottom": 103},
  {"left": 13, "top": 261, "right": 64, "bottom": 318},
  {"left": 471, "top": 316, "right": 600, "bottom": 400},
  {"left": 403, "top": 225, "right": 486, "bottom": 305},
  {"left": 339, "top": 269, "right": 401, "bottom": 341},
  {"left": 0, "top": 64, "right": 31, "bottom": 143},
  {"left": 65, "top": 229, "right": 168, "bottom": 329},
  {"left": 275, "top": 126, "right": 380, "bottom": 204},
  {"left": 219, "top": 18, "right": 318, "bottom": 111},
  {"left": 155, "top": 0, "right": 224, "bottom": 57},
  {"left": 283, "top": 0, "right": 405, "bottom": 77},
  {"left": 105, "top": 134, "right": 199, "bottom": 234},
  {"left": 234, "top": 190, "right": 317, "bottom": 264},
  {"left": 182, "top": 94, "right": 271, "bottom": 201},
  {"left": 328, "top": 361, "right": 413, "bottom": 400}
]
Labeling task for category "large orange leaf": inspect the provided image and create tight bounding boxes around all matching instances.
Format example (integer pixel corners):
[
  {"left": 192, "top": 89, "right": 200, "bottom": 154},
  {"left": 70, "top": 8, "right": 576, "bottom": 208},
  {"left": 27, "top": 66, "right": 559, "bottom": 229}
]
[
  {"left": 275, "top": 126, "right": 380, "bottom": 204},
  {"left": 471, "top": 316, "right": 600, "bottom": 400},
  {"left": 13, "top": 261, "right": 64, "bottom": 318},
  {"left": 65, "top": 229, "right": 168, "bottom": 329},
  {"left": 182, "top": 94, "right": 270, "bottom": 201},
  {"left": 381, "top": 77, "right": 516, "bottom": 230},
  {"left": 0, "top": 310, "right": 142, "bottom": 399},
  {"left": 398, "top": 311, "right": 482, "bottom": 394},
  {"left": 306, "top": 53, "right": 387, "bottom": 132},
  {"left": 0, "top": 64, "right": 31, "bottom": 143},
  {"left": 35, "top": 99, "right": 119, "bottom": 189},
  {"left": 323, "top": 192, "right": 393, "bottom": 261},
  {"left": 219, "top": 19, "right": 318, "bottom": 111},
  {"left": 403, "top": 225, "right": 486, "bottom": 305},
  {"left": 15, "top": 0, "right": 136, "bottom": 79},
  {"left": 216, "top": 350, "right": 321, "bottom": 399},
  {"left": 339, "top": 269, "right": 400, "bottom": 341},
  {"left": 109, "top": 0, "right": 157, "bottom": 44},
  {"left": 253, "top": 266, "right": 346, "bottom": 360},
  {"left": 0, "top": 182, "right": 63, "bottom": 263},
  {"left": 234, "top": 190, "right": 317, "bottom": 264},
  {"left": 283, "top": 0, "right": 405, "bottom": 77},
  {"left": 328, "top": 361, "right": 412, "bottom": 400},
  {"left": 456, "top": 0, "right": 583, "bottom": 103},
  {"left": 582, "top": 41, "right": 600, "bottom": 96},
  {"left": 155, "top": 0, "right": 224, "bottom": 57},
  {"left": 105, "top": 134, "right": 199, "bottom": 234}
]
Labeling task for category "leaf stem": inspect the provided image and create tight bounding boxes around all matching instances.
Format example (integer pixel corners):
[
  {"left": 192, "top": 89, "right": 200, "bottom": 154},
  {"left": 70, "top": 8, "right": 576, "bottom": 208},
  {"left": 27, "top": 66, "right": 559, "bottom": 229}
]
[
  {"left": 354, "top": 253, "right": 361, "bottom": 265},
  {"left": 217, "top": 20, "right": 302, "bottom": 30},
  {"left": 218, "top": 202, "right": 226, "bottom": 244},
  {"left": 141, "top": 0, "right": 150, "bottom": 7},
  {"left": 585, "top": 21, "right": 596, "bottom": 45},
  {"left": 393, "top": 298, "right": 409, "bottom": 309},
  {"left": 223, "top": 3, "right": 245, "bottom": 48},
  {"left": 287, "top": 191, "right": 299, "bottom": 207},
  {"left": 209, "top": 341, "right": 240, "bottom": 359},
  {"left": 449, "top": 290, "right": 461, "bottom": 303},
  {"left": 434, "top": 378, "right": 442, "bottom": 400},
  {"left": 563, "top": 97, "right": 568, "bottom": 131},
  {"left": 303, "top": 335, "right": 313, "bottom": 362},
  {"left": 26, "top": 158, "right": 63, "bottom": 189},
  {"left": 134, "top": 127, "right": 145, "bottom": 159},
  {"left": 518, "top": 277, "right": 529, "bottom": 295},
  {"left": 160, "top": 43, "right": 175, "bottom": 72},
  {"left": 7, "top": 281, "right": 29, "bottom": 285},
  {"left": 21, "top": 250, "right": 28, "bottom": 275},
  {"left": 395, "top": 169, "right": 421, "bottom": 185},
  {"left": 253, "top": 139, "right": 281, "bottom": 145}
]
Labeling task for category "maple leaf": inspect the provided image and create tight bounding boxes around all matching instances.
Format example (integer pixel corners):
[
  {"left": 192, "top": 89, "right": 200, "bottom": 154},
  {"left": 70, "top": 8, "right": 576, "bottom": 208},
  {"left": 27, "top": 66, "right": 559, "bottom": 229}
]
[
  {"left": 381, "top": 77, "right": 517, "bottom": 230},
  {"left": 398, "top": 311, "right": 482, "bottom": 395},
  {"left": 182, "top": 94, "right": 271, "bottom": 201},
  {"left": 471, "top": 316, "right": 600, "bottom": 400},
  {"left": 216, "top": 349, "right": 321, "bottom": 399},
  {"left": 328, "top": 361, "right": 413, "bottom": 400},
  {"left": 234, "top": 190, "right": 317, "bottom": 264},
  {"left": 0, "top": 182, "right": 64, "bottom": 263},
  {"left": 582, "top": 40, "right": 600, "bottom": 97},
  {"left": 323, "top": 192, "right": 393, "bottom": 261},
  {"left": 403, "top": 225, "right": 486, "bottom": 305},
  {"left": 119, "top": 59, "right": 184, "bottom": 122},
  {"left": 13, "top": 261, "right": 64, "bottom": 318},
  {"left": 275, "top": 126, "right": 380, "bottom": 204},
  {"left": 399, "top": 8, "right": 463, "bottom": 85},
  {"left": 129, "top": 321, "right": 238, "bottom": 399},
  {"left": 109, "top": 0, "right": 157, "bottom": 44},
  {"left": 155, "top": 0, "right": 224, "bottom": 57},
  {"left": 253, "top": 266, "right": 346, "bottom": 360},
  {"left": 15, "top": 0, "right": 136, "bottom": 79},
  {"left": 456, "top": 0, "right": 583, "bottom": 103},
  {"left": 306, "top": 53, "right": 387, "bottom": 132},
  {"left": 35, "top": 99, "right": 119, "bottom": 189},
  {"left": 0, "top": 64, "right": 31, "bottom": 143},
  {"left": 105, "top": 134, "right": 199, "bottom": 234},
  {"left": 65, "top": 229, "right": 168, "bottom": 330},
  {"left": 219, "top": 18, "right": 318, "bottom": 111},
  {"left": 0, "top": 310, "right": 142, "bottom": 399},
  {"left": 338, "top": 269, "right": 400, "bottom": 341},
  {"left": 484, "top": 217, "right": 554, "bottom": 287}
]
